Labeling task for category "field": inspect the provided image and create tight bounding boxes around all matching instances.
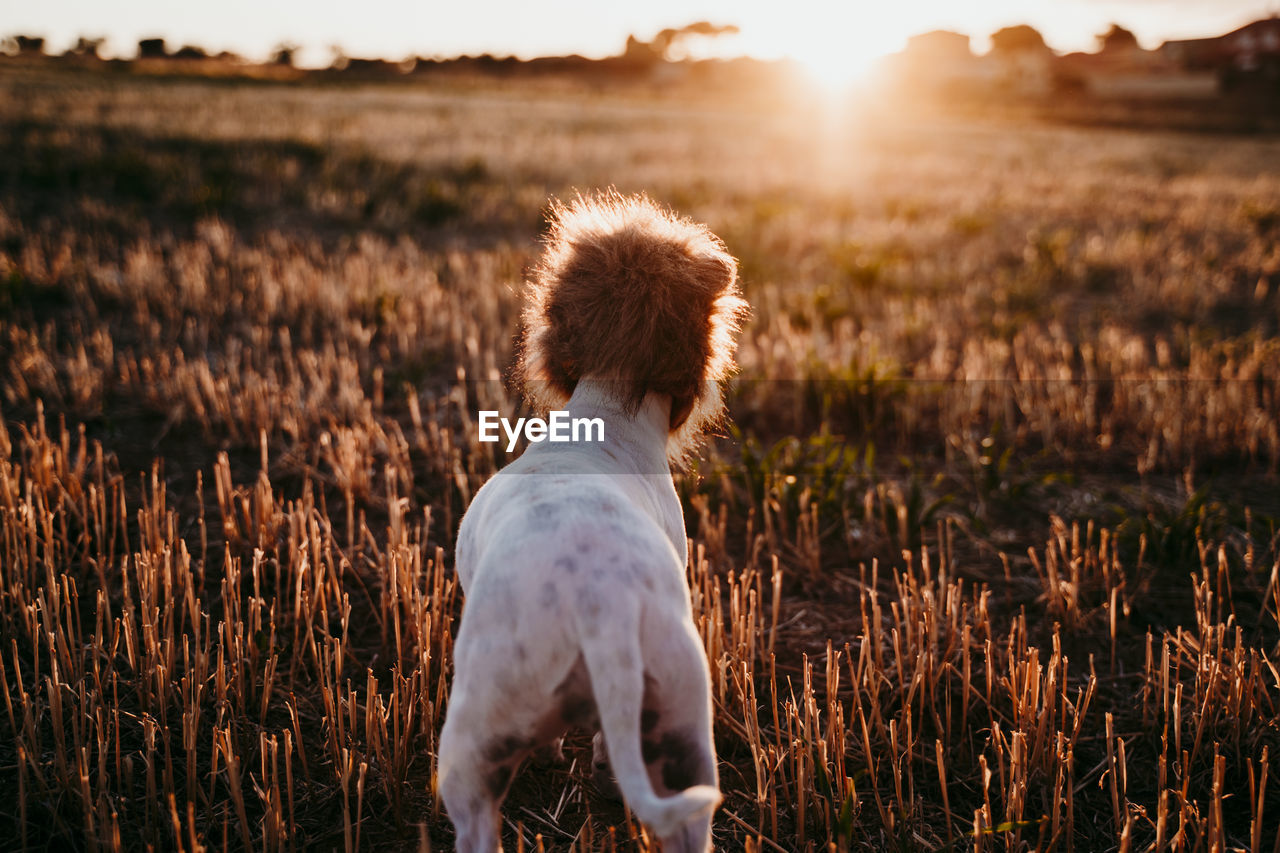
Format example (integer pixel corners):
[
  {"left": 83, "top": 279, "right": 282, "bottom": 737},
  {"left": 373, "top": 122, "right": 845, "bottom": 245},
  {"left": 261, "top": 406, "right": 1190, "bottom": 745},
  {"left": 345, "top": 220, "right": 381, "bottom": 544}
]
[{"left": 2, "top": 63, "right": 1279, "bottom": 851}]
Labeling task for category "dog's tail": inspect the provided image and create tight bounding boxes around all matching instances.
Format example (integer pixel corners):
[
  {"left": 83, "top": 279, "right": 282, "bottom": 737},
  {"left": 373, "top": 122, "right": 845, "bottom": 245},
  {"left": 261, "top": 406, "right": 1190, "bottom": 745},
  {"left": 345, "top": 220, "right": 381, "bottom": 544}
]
[{"left": 575, "top": 601, "right": 720, "bottom": 838}]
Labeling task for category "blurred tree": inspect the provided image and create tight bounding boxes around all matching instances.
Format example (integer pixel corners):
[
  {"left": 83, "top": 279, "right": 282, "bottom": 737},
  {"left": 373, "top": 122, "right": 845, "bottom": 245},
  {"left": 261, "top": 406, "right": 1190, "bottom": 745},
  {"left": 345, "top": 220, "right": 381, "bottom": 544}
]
[
  {"left": 14, "top": 35, "right": 46, "bottom": 54},
  {"left": 173, "top": 44, "right": 208, "bottom": 60},
  {"left": 1097, "top": 24, "right": 1140, "bottom": 53},
  {"left": 623, "top": 34, "right": 662, "bottom": 64},
  {"left": 651, "top": 21, "right": 740, "bottom": 61},
  {"left": 137, "top": 38, "right": 167, "bottom": 58},
  {"left": 271, "top": 42, "right": 298, "bottom": 66},
  {"left": 71, "top": 36, "right": 105, "bottom": 58},
  {"left": 990, "top": 25, "right": 1048, "bottom": 54}
]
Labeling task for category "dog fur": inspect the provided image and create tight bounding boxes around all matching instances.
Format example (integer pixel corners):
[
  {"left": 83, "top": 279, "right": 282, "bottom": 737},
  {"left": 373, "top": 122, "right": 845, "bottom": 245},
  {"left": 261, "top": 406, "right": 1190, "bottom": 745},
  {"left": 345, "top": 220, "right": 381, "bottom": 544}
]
[
  {"left": 438, "top": 192, "right": 748, "bottom": 852},
  {"left": 516, "top": 193, "right": 748, "bottom": 464}
]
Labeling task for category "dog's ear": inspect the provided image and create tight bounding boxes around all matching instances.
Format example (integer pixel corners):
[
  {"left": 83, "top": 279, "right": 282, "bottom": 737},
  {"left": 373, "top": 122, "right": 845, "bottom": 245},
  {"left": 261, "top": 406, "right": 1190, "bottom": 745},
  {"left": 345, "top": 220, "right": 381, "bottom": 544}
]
[
  {"left": 695, "top": 253, "right": 736, "bottom": 292},
  {"left": 668, "top": 252, "right": 742, "bottom": 431},
  {"left": 512, "top": 317, "right": 574, "bottom": 413},
  {"left": 667, "top": 289, "right": 750, "bottom": 463}
]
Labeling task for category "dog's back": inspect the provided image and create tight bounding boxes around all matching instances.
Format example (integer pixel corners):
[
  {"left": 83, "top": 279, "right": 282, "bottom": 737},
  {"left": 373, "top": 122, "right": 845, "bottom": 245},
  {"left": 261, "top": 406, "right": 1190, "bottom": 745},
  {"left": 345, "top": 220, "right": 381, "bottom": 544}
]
[{"left": 444, "top": 454, "right": 720, "bottom": 851}]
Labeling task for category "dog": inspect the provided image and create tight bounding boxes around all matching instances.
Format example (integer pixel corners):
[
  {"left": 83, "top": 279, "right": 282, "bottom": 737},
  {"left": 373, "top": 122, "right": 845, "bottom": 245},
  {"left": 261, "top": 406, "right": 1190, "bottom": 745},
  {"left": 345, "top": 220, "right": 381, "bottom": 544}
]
[{"left": 438, "top": 191, "right": 748, "bottom": 853}]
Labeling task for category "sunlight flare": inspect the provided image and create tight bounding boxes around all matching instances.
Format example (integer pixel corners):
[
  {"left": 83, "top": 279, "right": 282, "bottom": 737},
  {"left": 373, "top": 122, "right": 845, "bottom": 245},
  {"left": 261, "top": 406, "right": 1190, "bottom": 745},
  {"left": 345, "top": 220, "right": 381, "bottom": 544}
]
[{"left": 739, "top": 2, "right": 925, "bottom": 90}]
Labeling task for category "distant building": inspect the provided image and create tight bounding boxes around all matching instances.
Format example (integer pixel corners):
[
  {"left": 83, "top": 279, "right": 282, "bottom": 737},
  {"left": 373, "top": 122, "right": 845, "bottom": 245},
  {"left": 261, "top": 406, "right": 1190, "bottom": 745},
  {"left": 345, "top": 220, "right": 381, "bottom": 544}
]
[
  {"left": 1056, "top": 47, "right": 1218, "bottom": 99},
  {"left": 1160, "top": 16, "right": 1280, "bottom": 79},
  {"left": 1052, "top": 17, "right": 1280, "bottom": 99}
]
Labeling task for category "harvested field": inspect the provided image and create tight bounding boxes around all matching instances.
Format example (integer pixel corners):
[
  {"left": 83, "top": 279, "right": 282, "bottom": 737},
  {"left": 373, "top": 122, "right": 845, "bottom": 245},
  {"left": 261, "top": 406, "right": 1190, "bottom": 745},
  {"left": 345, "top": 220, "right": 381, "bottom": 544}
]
[{"left": 1, "top": 65, "right": 1279, "bottom": 851}]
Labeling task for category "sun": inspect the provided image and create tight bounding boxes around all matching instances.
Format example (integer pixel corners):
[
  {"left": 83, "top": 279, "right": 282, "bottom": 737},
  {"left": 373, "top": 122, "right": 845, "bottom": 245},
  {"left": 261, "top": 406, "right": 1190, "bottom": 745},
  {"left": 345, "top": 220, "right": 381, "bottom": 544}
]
[
  {"left": 795, "top": 43, "right": 889, "bottom": 92},
  {"left": 732, "top": 3, "right": 919, "bottom": 93},
  {"left": 791, "top": 18, "right": 905, "bottom": 92}
]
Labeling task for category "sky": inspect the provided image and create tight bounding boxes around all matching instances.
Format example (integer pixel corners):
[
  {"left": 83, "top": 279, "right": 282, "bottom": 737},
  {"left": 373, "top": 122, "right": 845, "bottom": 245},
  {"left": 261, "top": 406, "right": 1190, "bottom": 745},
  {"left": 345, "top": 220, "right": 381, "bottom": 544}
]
[{"left": 4, "top": 0, "right": 1277, "bottom": 71}]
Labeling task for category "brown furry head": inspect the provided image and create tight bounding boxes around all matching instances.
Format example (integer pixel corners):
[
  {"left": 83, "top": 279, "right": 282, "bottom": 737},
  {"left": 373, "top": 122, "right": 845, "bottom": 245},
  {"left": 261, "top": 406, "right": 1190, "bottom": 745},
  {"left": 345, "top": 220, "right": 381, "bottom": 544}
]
[{"left": 515, "top": 191, "right": 749, "bottom": 463}]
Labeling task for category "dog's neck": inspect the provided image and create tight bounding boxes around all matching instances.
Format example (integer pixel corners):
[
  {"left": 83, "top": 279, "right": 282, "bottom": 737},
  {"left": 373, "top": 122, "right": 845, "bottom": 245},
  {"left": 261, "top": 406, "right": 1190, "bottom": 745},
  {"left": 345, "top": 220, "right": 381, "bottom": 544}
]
[
  {"left": 563, "top": 379, "right": 672, "bottom": 473},
  {"left": 561, "top": 379, "right": 686, "bottom": 557}
]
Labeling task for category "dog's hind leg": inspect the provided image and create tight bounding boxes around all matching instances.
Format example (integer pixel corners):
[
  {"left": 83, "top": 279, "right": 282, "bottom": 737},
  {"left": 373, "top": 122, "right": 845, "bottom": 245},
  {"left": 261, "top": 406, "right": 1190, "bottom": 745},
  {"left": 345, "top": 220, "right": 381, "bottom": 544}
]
[
  {"left": 576, "top": 598, "right": 719, "bottom": 844},
  {"left": 438, "top": 682, "right": 534, "bottom": 853},
  {"left": 438, "top": 716, "right": 509, "bottom": 852},
  {"left": 590, "top": 730, "right": 619, "bottom": 797},
  {"left": 639, "top": 620, "right": 719, "bottom": 853},
  {"left": 531, "top": 736, "right": 567, "bottom": 766}
]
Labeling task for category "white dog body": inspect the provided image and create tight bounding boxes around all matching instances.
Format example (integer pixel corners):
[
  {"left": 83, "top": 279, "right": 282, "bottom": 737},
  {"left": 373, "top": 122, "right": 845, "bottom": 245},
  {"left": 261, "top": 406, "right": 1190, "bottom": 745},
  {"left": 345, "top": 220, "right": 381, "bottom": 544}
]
[
  {"left": 441, "top": 382, "right": 719, "bottom": 852},
  {"left": 437, "top": 192, "right": 746, "bottom": 852}
]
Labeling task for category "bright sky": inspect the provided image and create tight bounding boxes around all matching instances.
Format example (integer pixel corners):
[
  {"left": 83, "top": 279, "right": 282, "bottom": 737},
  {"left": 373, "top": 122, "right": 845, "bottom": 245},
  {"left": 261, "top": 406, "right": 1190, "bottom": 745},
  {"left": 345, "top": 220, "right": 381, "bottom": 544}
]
[{"left": 4, "top": 0, "right": 1277, "bottom": 72}]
